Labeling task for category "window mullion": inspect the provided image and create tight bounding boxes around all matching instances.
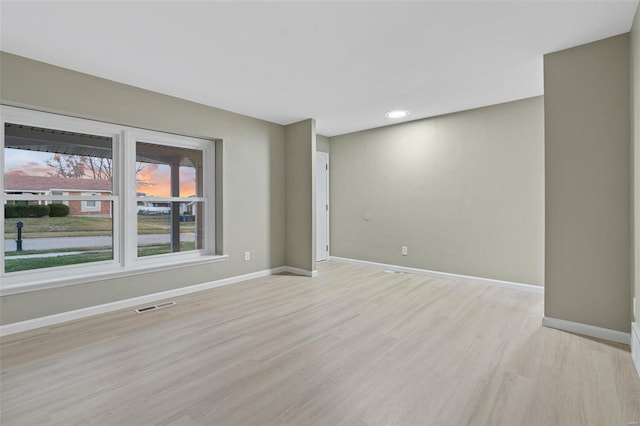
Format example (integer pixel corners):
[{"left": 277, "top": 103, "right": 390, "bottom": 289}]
[
  {"left": 112, "top": 132, "right": 122, "bottom": 268},
  {"left": 206, "top": 143, "right": 215, "bottom": 255},
  {"left": 122, "top": 130, "right": 137, "bottom": 267},
  {"left": 1, "top": 116, "right": 5, "bottom": 275}
]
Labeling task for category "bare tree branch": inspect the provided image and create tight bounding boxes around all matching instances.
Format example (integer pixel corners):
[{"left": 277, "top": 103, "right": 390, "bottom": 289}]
[{"left": 47, "top": 154, "right": 151, "bottom": 186}]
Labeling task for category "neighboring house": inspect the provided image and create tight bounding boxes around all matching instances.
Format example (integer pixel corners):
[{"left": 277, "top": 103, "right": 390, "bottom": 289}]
[{"left": 4, "top": 174, "right": 112, "bottom": 216}]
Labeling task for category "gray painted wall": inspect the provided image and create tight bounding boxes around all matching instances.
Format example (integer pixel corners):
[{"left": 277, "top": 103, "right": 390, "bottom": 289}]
[
  {"left": 329, "top": 97, "right": 544, "bottom": 286},
  {"left": 285, "top": 119, "right": 316, "bottom": 272},
  {"left": 633, "top": 6, "right": 640, "bottom": 325},
  {"left": 317, "top": 135, "right": 330, "bottom": 153},
  {"left": 544, "top": 34, "right": 631, "bottom": 333},
  {"left": 0, "top": 52, "right": 287, "bottom": 324}
]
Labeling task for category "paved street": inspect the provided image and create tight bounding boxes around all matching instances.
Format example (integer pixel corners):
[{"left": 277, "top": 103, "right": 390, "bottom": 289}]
[{"left": 5, "top": 233, "right": 195, "bottom": 252}]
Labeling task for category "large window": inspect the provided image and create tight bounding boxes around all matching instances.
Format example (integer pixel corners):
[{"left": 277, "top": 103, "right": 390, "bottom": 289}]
[{"left": 1, "top": 106, "right": 217, "bottom": 292}]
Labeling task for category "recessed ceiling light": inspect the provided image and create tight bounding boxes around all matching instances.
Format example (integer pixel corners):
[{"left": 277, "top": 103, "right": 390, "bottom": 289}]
[{"left": 385, "top": 110, "right": 410, "bottom": 119}]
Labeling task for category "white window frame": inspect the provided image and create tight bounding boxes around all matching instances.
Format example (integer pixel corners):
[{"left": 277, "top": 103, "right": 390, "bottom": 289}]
[
  {"left": 124, "top": 129, "right": 215, "bottom": 268},
  {"left": 1, "top": 106, "right": 223, "bottom": 295}
]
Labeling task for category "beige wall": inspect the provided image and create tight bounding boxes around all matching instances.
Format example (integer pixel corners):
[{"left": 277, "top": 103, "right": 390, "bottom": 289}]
[
  {"left": 317, "top": 134, "right": 330, "bottom": 153},
  {"left": 544, "top": 34, "right": 631, "bottom": 332},
  {"left": 633, "top": 6, "right": 640, "bottom": 325},
  {"left": 329, "top": 97, "right": 544, "bottom": 285},
  {"left": 0, "top": 52, "right": 287, "bottom": 324},
  {"left": 285, "top": 119, "right": 317, "bottom": 272}
]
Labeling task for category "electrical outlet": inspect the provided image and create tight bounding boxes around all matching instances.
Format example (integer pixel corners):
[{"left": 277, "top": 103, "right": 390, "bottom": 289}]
[
  {"left": 244, "top": 251, "right": 251, "bottom": 261},
  {"left": 402, "top": 246, "right": 408, "bottom": 256}
]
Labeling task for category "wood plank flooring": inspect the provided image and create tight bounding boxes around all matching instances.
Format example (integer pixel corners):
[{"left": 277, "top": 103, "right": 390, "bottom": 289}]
[{"left": 1, "top": 260, "right": 639, "bottom": 425}]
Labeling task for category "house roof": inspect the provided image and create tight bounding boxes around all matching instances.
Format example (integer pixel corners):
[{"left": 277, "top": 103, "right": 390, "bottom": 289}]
[{"left": 4, "top": 174, "right": 112, "bottom": 192}]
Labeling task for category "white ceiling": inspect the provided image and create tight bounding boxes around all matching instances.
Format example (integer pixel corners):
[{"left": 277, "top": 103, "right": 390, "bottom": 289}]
[{"left": 1, "top": 1, "right": 638, "bottom": 137}]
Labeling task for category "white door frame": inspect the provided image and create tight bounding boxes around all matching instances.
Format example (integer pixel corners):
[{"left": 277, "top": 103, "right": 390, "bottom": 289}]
[{"left": 316, "top": 152, "right": 330, "bottom": 262}]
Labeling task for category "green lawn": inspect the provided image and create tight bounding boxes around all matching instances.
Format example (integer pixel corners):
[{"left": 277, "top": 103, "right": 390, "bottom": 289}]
[
  {"left": 4, "top": 215, "right": 195, "bottom": 238},
  {"left": 5, "top": 251, "right": 113, "bottom": 273},
  {"left": 4, "top": 246, "right": 109, "bottom": 256},
  {"left": 137, "top": 241, "right": 196, "bottom": 257},
  {"left": 5, "top": 241, "right": 198, "bottom": 272}
]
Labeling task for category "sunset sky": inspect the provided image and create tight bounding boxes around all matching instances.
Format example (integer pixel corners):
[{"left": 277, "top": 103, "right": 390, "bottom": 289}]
[{"left": 4, "top": 149, "right": 196, "bottom": 197}]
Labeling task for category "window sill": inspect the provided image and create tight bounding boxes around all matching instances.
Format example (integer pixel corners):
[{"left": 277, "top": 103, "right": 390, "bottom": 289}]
[{"left": 0, "top": 254, "right": 229, "bottom": 296}]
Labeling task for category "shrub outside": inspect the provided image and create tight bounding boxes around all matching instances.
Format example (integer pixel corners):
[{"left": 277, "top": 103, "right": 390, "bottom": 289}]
[
  {"left": 4, "top": 204, "right": 57, "bottom": 218},
  {"left": 48, "top": 203, "right": 70, "bottom": 217}
]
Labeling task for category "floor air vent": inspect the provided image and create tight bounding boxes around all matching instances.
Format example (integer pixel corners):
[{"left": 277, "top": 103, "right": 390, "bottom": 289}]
[{"left": 135, "top": 301, "right": 176, "bottom": 313}]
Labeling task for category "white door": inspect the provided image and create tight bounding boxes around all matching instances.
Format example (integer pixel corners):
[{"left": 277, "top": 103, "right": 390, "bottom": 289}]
[{"left": 316, "top": 152, "right": 329, "bottom": 262}]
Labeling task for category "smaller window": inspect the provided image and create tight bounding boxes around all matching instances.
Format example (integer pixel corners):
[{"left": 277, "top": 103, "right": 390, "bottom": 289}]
[
  {"left": 81, "top": 192, "right": 101, "bottom": 212},
  {"left": 134, "top": 141, "right": 206, "bottom": 258}
]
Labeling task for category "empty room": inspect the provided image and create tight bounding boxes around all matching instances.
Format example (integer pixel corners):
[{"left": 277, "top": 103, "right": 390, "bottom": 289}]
[{"left": 1, "top": 0, "right": 640, "bottom": 424}]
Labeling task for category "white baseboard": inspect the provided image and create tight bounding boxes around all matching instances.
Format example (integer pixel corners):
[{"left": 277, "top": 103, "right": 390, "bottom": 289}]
[
  {"left": 329, "top": 256, "right": 543, "bottom": 294},
  {"left": 542, "top": 316, "right": 630, "bottom": 345},
  {"left": 0, "top": 266, "right": 288, "bottom": 337},
  {"left": 632, "top": 322, "right": 640, "bottom": 377},
  {"left": 283, "top": 266, "right": 317, "bottom": 277}
]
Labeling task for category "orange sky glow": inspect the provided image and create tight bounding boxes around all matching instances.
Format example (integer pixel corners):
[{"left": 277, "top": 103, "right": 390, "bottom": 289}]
[{"left": 135, "top": 163, "right": 197, "bottom": 197}]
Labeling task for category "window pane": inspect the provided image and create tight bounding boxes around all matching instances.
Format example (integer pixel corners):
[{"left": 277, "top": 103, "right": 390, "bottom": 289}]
[
  {"left": 4, "top": 203, "right": 114, "bottom": 273},
  {"left": 4, "top": 123, "right": 113, "bottom": 194},
  {"left": 137, "top": 201, "right": 204, "bottom": 257},
  {"left": 4, "top": 123, "right": 115, "bottom": 273},
  {"left": 135, "top": 142, "right": 202, "bottom": 197}
]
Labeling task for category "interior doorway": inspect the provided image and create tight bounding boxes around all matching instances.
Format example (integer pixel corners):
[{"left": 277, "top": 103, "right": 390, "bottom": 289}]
[{"left": 316, "top": 152, "right": 329, "bottom": 262}]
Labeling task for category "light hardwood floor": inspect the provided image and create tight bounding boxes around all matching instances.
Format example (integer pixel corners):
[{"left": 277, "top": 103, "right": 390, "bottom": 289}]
[{"left": 1, "top": 260, "right": 639, "bottom": 425}]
